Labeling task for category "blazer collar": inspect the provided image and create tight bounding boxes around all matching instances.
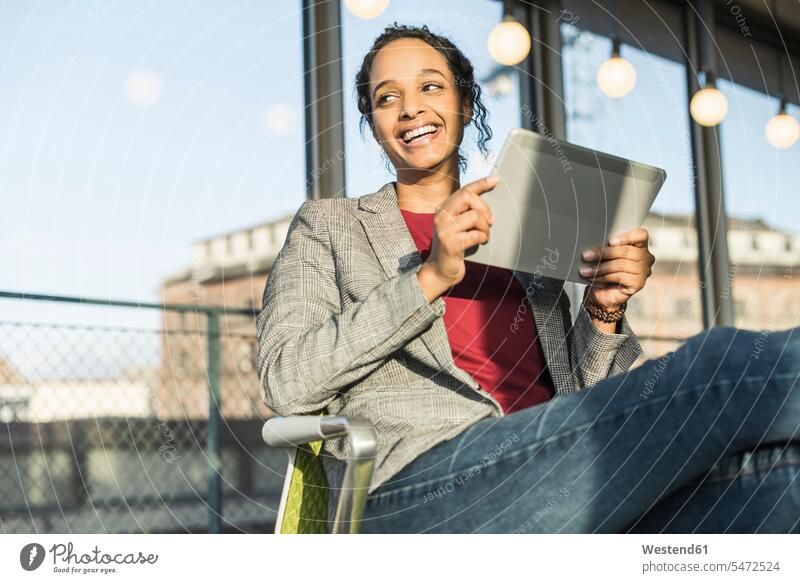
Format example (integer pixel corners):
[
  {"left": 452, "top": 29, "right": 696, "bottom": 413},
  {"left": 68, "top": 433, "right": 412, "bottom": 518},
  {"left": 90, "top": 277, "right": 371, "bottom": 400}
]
[
  {"left": 357, "top": 180, "right": 400, "bottom": 214},
  {"left": 356, "top": 181, "right": 572, "bottom": 396},
  {"left": 357, "top": 181, "right": 423, "bottom": 278}
]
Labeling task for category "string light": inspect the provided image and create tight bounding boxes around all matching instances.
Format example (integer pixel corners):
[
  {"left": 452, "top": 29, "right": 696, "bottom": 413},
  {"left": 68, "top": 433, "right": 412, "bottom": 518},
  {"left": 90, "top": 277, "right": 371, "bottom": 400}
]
[
  {"left": 689, "top": 1, "right": 727, "bottom": 126},
  {"left": 597, "top": 37, "right": 636, "bottom": 97},
  {"left": 766, "top": 98, "right": 800, "bottom": 148},
  {"left": 344, "top": 0, "right": 389, "bottom": 20},
  {"left": 690, "top": 70, "right": 728, "bottom": 127},
  {"left": 764, "top": 0, "right": 799, "bottom": 148},
  {"left": 597, "top": 0, "right": 636, "bottom": 98},
  {"left": 488, "top": 1, "right": 531, "bottom": 66}
]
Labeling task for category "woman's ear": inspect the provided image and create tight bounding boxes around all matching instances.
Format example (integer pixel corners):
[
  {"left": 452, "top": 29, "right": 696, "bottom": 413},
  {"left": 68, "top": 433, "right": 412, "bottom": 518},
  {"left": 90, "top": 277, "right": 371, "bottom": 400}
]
[{"left": 463, "top": 101, "right": 473, "bottom": 127}]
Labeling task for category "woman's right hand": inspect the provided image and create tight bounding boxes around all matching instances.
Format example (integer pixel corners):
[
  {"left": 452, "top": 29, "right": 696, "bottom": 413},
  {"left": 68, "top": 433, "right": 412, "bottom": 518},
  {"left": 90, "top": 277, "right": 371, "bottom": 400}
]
[{"left": 417, "top": 175, "right": 500, "bottom": 301}]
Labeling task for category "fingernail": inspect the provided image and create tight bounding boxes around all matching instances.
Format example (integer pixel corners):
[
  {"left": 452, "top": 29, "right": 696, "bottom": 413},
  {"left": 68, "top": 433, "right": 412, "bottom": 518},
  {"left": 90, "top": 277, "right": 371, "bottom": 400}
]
[
  {"left": 609, "top": 237, "right": 621, "bottom": 246},
  {"left": 487, "top": 175, "right": 500, "bottom": 184},
  {"left": 582, "top": 250, "right": 597, "bottom": 261},
  {"left": 579, "top": 267, "right": 592, "bottom": 276}
]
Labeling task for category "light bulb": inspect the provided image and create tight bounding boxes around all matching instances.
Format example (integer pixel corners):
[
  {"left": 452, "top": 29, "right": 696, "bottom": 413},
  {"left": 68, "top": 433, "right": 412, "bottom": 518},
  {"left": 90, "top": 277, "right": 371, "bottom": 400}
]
[
  {"left": 690, "top": 86, "right": 728, "bottom": 127},
  {"left": 344, "top": 0, "right": 389, "bottom": 20},
  {"left": 597, "top": 56, "right": 636, "bottom": 97},
  {"left": 487, "top": 18, "right": 531, "bottom": 66},
  {"left": 765, "top": 112, "right": 800, "bottom": 148}
]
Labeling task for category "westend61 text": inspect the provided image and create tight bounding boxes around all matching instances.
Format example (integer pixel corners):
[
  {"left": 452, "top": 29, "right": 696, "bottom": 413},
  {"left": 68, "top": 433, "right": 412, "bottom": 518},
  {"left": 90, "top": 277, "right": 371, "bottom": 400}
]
[{"left": 642, "top": 544, "right": 708, "bottom": 555}]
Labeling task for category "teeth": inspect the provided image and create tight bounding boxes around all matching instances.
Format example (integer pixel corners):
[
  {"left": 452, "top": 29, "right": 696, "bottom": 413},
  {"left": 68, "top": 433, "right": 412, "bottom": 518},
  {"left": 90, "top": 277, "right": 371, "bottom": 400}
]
[{"left": 402, "top": 124, "right": 437, "bottom": 142}]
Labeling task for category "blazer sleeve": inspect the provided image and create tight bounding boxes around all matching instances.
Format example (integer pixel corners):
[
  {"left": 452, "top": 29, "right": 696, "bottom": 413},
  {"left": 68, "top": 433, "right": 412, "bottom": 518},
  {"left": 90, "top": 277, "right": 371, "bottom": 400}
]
[
  {"left": 255, "top": 199, "right": 446, "bottom": 416},
  {"left": 560, "top": 289, "right": 643, "bottom": 389}
]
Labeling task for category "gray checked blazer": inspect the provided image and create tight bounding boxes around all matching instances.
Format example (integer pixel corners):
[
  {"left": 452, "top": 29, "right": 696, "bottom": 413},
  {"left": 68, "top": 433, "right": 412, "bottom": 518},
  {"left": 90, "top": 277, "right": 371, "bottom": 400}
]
[{"left": 255, "top": 181, "right": 643, "bottom": 526}]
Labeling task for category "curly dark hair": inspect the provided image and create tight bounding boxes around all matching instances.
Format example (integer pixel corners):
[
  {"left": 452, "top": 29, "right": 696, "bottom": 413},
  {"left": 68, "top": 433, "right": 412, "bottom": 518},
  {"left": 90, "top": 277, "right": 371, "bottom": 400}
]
[{"left": 355, "top": 23, "right": 493, "bottom": 175}]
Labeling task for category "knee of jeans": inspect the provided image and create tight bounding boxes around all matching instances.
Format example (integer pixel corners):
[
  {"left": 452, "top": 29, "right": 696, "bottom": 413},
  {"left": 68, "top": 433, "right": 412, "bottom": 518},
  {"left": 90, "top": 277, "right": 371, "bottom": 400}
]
[
  {"left": 674, "top": 327, "right": 745, "bottom": 389},
  {"left": 708, "top": 325, "right": 740, "bottom": 345},
  {"left": 686, "top": 326, "right": 738, "bottom": 361},
  {"left": 742, "top": 327, "right": 800, "bottom": 370},
  {"left": 688, "top": 326, "right": 798, "bottom": 376},
  {"left": 780, "top": 327, "right": 800, "bottom": 359}
]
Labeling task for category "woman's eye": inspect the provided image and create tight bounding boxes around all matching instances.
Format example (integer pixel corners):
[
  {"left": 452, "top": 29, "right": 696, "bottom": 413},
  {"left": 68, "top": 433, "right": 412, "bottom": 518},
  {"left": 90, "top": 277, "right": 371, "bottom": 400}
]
[{"left": 377, "top": 83, "right": 441, "bottom": 105}]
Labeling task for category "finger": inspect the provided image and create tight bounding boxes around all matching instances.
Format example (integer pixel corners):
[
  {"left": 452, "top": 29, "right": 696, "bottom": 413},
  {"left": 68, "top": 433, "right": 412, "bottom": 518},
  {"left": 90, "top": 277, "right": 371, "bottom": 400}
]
[
  {"left": 468, "top": 192, "right": 494, "bottom": 226},
  {"left": 439, "top": 188, "right": 494, "bottom": 225},
  {"left": 582, "top": 245, "right": 650, "bottom": 263},
  {"left": 462, "top": 174, "right": 500, "bottom": 197},
  {"left": 586, "top": 281, "right": 622, "bottom": 290},
  {"left": 458, "top": 228, "right": 490, "bottom": 251},
  {"left": 455, "top": 176, "right": 500, "bottom": 213},
  {"left": 608, "top": 227, "right": 649, "bottom": 248},
  {"left": 435, "top": 194, "right": 487, "bottom": 224},
  {"left": 453, "top": 209, "right": 490, "bottom": 237},
  {"left": 585, "top": 272, "right": 644, "bottom": 289},
  {"left": 463, "top": 176, "right": 500, "bottom": 222},
  {"left": 580, "top": 258, "right": 647, "bottom": 278},
  {"left": 460, "top": 176, "right": 498, "bottom": 221},
  {"left": 446, "top": 192, "right": 493, "bottom": 228}
]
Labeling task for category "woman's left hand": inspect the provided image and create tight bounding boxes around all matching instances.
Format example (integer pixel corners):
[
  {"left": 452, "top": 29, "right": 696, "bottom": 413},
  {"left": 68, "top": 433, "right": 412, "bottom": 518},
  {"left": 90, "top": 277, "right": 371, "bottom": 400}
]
[{"left": 579, "top": 227, "right": 655, "bottom": 310}]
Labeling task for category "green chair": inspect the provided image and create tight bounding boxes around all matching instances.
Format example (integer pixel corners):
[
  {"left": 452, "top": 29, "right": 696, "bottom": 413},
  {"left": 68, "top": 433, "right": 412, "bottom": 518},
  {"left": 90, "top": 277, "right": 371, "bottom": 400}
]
[{"left": 262, "top": 414, "right": 377, "bottom": 534}]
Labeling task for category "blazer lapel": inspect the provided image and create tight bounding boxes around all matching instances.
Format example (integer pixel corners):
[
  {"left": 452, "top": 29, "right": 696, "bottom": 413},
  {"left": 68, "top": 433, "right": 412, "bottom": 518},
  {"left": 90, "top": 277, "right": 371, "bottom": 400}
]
[
  {"left": 511, "top": 271, "right": 573, "bottom": 396},
  {"left": 357, "top": 182, "right": 465, "bottom": 381},
  {"left": 357, "top": 182, "right": 422, "bottom": 276}
]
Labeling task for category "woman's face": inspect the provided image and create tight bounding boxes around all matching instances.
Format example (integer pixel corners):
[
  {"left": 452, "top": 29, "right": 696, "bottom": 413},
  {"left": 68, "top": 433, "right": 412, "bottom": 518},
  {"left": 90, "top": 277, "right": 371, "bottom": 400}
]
[{"left": 368, "top": 37, "right": 472, "bottom": 175}]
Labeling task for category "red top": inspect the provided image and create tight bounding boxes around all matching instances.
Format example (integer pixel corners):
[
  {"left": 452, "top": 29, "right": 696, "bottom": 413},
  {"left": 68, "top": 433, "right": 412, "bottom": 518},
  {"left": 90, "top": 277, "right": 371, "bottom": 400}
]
[{"left": 400, "top": 209, "right": 554, "bottom": 414}]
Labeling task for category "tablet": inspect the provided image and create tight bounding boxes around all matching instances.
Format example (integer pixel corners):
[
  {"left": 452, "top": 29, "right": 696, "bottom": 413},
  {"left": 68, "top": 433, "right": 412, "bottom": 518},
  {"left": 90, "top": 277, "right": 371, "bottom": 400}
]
[{"left": 464, "top": 128, "right": 666, "bottom": 283}]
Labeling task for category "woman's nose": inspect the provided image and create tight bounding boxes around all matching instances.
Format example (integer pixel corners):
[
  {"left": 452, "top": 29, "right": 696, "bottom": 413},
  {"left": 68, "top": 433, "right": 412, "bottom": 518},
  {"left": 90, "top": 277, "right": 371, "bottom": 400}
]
[{"left": 399, "top": 97, "right": 426, "bottom": 119}]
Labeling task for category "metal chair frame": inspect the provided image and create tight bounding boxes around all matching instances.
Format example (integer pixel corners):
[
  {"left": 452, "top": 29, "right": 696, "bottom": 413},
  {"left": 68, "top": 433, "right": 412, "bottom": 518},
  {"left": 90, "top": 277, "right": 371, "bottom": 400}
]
[{"left": 262, "top": 415, "right": 377, "bottom": 534}]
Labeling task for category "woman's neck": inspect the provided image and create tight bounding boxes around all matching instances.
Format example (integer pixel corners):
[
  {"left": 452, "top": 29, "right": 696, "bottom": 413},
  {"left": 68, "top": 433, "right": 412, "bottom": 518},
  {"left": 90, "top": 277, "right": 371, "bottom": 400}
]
[{"left": 395, "top": 169, "right": 460, "bottom": 213}]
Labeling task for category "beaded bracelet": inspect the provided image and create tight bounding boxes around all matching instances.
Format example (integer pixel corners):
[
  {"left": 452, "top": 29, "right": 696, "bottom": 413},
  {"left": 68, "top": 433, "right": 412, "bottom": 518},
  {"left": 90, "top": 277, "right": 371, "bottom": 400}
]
[{"left": 583, "top": 297, "right": 627, "bottom": 323}]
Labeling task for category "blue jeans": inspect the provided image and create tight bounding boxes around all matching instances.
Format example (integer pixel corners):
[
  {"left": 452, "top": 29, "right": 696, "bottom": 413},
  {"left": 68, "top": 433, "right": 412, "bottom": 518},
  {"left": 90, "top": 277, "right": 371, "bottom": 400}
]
[{"left": 359, "top": 326, "right": 800, "bottom": 533}]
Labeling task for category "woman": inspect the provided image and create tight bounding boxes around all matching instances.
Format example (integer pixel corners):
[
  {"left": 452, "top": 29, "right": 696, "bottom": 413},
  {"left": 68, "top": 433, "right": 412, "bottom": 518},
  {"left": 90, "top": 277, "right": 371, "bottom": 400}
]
[{"left": 256, "top": 24, "right": 800, "bottom": 533}]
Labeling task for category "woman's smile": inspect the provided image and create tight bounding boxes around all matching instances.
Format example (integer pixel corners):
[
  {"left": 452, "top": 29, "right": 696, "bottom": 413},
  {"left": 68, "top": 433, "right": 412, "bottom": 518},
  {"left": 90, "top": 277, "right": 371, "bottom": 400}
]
[{"left": 399, "top": 124, "right": 442, "bottom": 148}]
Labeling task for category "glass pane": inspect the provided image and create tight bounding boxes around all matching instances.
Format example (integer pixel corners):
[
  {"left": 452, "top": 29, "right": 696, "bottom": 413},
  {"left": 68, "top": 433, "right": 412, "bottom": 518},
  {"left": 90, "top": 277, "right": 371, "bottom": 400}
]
[
  {"left": 0, "top": 2, "right": 305, "bottom": 322},
  {"left": 0, "top": 2, "right": 302, "bottom": 534},
  {"left": 719, "top": 79, "right": 800, "bottom": 331},
  {"left": 341, "top": 0, "right": 522, "bottom": 195},
  {"left": 561, "top": 21, "right": 703, "bottom": 361}
]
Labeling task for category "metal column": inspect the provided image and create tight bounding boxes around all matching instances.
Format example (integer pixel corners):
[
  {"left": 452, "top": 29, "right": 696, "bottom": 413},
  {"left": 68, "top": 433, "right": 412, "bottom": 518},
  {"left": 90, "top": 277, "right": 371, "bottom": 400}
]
[
  {"left": 206, "top": 311, "right": 222, "bottom": 533},
  {"left": 519, "top": 0, "right": 566, "bottom": 141},
  {"left": 685, "top": 0, "right": 734, "bottom": 327},
  {"left": 302, "top": 0, "right": 347, "bottom": 199}
]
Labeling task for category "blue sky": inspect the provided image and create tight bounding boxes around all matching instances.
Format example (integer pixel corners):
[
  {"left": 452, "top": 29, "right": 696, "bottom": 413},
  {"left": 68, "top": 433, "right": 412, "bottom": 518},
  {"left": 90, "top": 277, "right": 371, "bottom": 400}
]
[{"left": 0, "top": 0, "right": 797, "bottom": 335}]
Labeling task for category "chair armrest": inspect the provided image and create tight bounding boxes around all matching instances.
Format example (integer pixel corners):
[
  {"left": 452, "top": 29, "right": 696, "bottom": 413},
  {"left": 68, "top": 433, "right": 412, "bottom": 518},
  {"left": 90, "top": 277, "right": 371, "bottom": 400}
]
[
  {"left": 262, "top": 415, "right": 375, "bottom": 453},
  {"left": 262, "top": 415, "right": 330, "bottom": 447},
  {"left": 262, "top": 415, "right": 378, "bottom": 534}
]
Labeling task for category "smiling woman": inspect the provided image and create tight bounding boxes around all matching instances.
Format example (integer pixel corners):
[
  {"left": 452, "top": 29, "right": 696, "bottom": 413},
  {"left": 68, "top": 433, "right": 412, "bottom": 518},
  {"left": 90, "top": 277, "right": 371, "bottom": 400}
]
[
  {"left": 355, "top": 24, "right": 493, "bottom": 192},
  {"left": 256, "top": 23, "right": 800, "bottom": 534}
]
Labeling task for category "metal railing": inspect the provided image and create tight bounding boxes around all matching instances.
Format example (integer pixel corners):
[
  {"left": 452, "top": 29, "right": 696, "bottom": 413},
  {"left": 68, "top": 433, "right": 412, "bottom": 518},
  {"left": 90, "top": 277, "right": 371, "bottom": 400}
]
[{"left": 0, "top": 290, "right": 286, "bottom": 534}]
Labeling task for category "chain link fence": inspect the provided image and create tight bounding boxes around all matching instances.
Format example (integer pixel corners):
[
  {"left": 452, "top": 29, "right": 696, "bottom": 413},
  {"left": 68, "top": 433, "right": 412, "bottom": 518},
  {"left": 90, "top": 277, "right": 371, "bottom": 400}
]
[
  {"left": 0, "top": 290, "right": 697, "bottom": 534},
  {"left": 0, "top": 292, "right": 287, "bottom": 534}
]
